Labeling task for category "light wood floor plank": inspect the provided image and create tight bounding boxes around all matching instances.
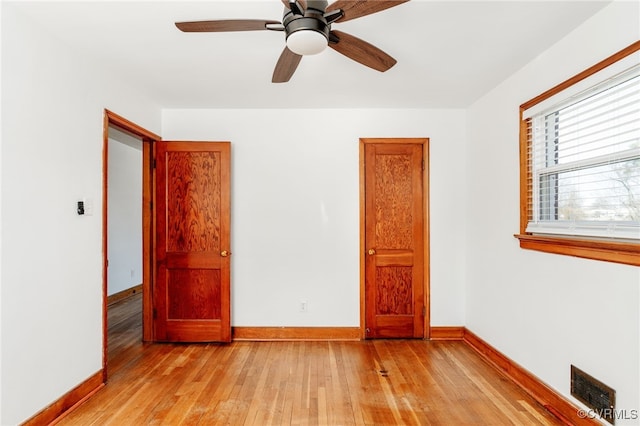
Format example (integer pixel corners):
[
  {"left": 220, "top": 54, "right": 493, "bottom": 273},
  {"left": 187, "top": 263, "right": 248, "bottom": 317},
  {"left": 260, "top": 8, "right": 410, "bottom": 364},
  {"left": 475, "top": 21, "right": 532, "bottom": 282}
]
[{"left": 57, "top": 295, "right": 563, "bottom": 426}]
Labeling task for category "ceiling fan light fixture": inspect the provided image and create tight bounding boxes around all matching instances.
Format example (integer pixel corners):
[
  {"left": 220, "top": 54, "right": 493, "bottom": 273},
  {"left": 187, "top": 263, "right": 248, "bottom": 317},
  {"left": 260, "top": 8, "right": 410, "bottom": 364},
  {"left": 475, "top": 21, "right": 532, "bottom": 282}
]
[{"left": 286, "top": 29, "right": 328, "bottom": 55}]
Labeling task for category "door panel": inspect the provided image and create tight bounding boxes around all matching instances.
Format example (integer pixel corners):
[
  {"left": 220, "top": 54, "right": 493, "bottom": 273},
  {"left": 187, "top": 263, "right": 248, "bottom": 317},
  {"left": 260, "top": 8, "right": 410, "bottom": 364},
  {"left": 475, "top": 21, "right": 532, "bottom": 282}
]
[
  {"left": 364, "top": 141, "right": 425, "bottom": 338},
  {"left": 155, "top": 141, "right": 231, "bottom": 342}
]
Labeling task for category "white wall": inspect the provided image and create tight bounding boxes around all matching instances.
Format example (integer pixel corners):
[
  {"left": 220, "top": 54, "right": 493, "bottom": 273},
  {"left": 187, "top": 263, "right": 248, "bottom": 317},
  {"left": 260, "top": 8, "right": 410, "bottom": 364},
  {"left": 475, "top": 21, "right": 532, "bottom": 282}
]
[
  {"left": 107, "top": 129, "right": 143, "bottom": 296},
  {"left": 3, "top": 0, "right": 636, "bottom": 424},
  {"left": 0, "top": 5, "right": 161, "bottom": 425},
  {"left": 466, "top": 1, "right": 640, "bottom": 423},
  {"left": 162, "top": 108, "right": 467, "bottom": 327}
]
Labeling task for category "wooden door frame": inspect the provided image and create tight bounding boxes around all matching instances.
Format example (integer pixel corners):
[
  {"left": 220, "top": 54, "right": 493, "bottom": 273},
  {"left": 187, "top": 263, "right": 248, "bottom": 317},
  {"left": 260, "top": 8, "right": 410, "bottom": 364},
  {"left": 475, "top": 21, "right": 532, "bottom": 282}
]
[
  {"left": 102, "top": 110, "right": 160, "bottom": 381},
  {"left": 359, "top": 138, "right": 430, "bottom": 340}
]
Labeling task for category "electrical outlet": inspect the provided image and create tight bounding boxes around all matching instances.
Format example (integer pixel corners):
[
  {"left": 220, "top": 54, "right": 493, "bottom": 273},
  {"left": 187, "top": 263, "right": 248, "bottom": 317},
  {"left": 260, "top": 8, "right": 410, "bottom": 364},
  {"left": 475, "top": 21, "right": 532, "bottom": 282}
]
[{"left": 299, "top": 300, "right": 308, "bottom": 313}]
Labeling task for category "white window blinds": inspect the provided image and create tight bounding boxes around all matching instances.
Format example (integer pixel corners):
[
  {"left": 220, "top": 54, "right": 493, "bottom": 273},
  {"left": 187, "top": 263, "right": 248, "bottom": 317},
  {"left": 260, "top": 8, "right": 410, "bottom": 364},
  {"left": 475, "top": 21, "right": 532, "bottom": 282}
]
[{"left": 525, "top": 64, "right": 640, "bottom": 240}]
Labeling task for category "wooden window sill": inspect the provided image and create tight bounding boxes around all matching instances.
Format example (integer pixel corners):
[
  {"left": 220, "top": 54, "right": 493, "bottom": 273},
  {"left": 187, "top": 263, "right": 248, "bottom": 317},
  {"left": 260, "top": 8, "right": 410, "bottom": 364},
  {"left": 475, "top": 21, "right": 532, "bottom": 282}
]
[{"left": 515, "top": 234, "right": 640, "bottom": 267}]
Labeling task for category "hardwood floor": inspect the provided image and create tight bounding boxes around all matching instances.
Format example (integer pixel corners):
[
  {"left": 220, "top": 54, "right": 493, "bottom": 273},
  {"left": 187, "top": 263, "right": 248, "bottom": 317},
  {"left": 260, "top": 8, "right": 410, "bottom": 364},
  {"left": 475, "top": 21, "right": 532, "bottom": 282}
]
[{"left": 57, "top": 295, "right": 563, "bottom": 425}]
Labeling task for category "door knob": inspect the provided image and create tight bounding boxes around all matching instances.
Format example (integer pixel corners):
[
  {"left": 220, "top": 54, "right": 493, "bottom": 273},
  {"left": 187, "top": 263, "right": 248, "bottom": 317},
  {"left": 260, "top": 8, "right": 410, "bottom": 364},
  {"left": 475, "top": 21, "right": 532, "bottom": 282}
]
[
  {"left": 221, "top": 250, "right": 230, "bottom": 257},
  {"left": 368, "top": 248, "right": 376, "bottom": 255}
]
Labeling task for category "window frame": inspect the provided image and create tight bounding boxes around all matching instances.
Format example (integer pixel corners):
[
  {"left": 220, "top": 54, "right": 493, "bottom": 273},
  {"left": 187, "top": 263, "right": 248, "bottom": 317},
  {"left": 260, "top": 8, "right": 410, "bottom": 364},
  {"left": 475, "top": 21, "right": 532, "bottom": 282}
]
[{"left": 516, "top": 41, "right": 640, "bottom": 266}]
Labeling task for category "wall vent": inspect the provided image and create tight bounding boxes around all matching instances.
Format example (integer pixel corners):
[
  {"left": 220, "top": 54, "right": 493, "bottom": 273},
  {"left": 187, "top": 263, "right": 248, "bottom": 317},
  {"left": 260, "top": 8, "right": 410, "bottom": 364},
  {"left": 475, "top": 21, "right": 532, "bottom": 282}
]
[{"left": 571, "top": 365, "right": 616, "bottom": 424}]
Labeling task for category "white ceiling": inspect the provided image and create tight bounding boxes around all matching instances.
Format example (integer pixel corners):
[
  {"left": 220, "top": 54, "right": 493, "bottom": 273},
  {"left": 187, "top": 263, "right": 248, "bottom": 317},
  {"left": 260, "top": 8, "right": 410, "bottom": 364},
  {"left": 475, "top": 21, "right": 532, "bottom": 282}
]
[{"left": 9, "top": 0, "right": 611, "bottom": 109}]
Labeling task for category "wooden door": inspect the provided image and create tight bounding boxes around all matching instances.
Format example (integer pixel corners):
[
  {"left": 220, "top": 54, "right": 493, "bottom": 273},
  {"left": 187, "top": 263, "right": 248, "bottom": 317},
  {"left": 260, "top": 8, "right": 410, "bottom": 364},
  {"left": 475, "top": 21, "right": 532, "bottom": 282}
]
[
  {"left": 363, "top": 139, "right": 427, "bottom": 338},
  {"left": 155, "top": 141, "right": 231, "bottom": 342}
]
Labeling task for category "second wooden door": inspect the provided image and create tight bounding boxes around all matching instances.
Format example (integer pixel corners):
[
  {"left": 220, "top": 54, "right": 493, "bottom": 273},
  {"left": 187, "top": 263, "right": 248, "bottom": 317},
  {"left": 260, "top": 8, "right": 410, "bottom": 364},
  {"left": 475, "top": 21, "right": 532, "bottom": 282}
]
[{"left": 363, "top": 139, "right": 427, "bottom": 338}]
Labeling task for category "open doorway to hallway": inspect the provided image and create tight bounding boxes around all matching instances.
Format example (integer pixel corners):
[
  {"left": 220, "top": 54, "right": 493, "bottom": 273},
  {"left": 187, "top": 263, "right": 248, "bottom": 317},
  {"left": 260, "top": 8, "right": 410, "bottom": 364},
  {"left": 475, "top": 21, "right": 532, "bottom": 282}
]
[
  {"left": 102, "top": 110, "right": 159, "bottom": 380},
  {"left": 106, "top": 126, "right": 144, "bottom": 375}
]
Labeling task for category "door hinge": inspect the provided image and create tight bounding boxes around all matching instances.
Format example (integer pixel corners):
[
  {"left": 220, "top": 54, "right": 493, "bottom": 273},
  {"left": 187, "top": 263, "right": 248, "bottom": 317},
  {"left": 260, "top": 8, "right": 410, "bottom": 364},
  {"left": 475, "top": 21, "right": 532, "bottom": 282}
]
[
  {"left": 421, "top": 159, "right": 425, "bottom": 170},
  {"left": 153, "top": 158, "right": 157, "bottom": 169},
  {"left": 422, "top": 306, "right": 427, "bottom": 317},
  {"left": 150, "top": 201, "right": 153, "bottom": 210},
  {"left": 153, "top": 308, "right": 157, "bottom": 319}
]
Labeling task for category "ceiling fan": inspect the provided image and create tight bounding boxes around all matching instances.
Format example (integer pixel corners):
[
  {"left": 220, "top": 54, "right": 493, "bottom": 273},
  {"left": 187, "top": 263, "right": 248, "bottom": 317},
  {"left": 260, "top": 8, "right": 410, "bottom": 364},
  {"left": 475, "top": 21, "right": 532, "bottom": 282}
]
[{"left": 175, "top": 0, "right": 409, "bottom": 83}]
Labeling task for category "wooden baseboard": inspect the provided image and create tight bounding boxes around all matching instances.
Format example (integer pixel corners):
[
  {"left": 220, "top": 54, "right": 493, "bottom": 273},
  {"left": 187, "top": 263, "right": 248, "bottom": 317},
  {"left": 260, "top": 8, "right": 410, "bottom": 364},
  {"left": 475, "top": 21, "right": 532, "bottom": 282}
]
[
  {"left": 22, "top": 371, "right": 104, "bottom": 426},
  {"left": 429, "top": 326, "right": 465, "bottom": 340},
  {"left": 462, "top": 329, "right": 599, "bottom": 426},
  {"left": 107, "top": 284, "right": 142, "bottom": 306},
  {"left": 233, "top": 326, "right": 361, "bottom": 341}
]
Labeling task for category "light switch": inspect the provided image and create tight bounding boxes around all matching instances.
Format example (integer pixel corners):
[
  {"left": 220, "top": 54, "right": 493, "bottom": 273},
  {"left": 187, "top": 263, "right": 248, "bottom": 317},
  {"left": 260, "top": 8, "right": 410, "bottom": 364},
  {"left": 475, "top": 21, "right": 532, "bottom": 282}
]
[{"left": 77, "top": 198, "right": 94, "bottom": 216}]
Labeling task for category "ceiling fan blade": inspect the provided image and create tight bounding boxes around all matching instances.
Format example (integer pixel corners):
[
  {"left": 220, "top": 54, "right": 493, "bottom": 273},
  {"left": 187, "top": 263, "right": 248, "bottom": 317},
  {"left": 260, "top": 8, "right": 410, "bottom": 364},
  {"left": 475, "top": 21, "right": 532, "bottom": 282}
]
[
  {"left": 328, "top": 30, "right": 396, "bottom": 72},
  {"left": 325, "top": 0, "right": 409, "bottom": 23},
  {"left": 175, "top": 19, "right": 281, "bottom": 32},
  {"left": 272, "top": 47, "right": 303, "bottom": 83}
]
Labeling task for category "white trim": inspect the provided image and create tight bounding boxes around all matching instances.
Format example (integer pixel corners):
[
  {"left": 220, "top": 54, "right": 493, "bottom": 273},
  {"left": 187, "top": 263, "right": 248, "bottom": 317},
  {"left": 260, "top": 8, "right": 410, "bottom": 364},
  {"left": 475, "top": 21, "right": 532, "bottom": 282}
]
[
  {"left": 535, "top": 147, "right": 640, "bottom": 175},
  {"left": 526, "top": 221, "right": 640, "bottom": 240}
]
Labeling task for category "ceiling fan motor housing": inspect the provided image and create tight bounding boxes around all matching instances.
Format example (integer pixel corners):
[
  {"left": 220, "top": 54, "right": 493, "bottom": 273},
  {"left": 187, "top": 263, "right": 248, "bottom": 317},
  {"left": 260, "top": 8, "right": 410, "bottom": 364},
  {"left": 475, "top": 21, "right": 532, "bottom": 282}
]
[{"left": 283, "top": 0, "right": 330, "bottom": 55}]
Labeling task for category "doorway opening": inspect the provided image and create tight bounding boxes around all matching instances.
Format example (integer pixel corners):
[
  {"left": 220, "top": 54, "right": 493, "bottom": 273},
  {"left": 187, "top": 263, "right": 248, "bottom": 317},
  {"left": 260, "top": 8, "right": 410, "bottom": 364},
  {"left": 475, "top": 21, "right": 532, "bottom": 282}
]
[
  {"left": 102, "top": 110, "right": 159, "bottom": 380},
  {"left": 106, "top": 125, "right": 143, "bottom": 375}
]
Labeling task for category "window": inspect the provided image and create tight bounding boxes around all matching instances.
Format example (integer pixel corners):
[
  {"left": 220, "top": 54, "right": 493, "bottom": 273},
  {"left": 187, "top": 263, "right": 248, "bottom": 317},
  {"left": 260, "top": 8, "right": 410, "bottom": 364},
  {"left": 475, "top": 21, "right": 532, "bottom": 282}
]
[
  {"left": 517, "top": 42, "right": 640, "bottom": 266},
  {"left": 528, "top": 66, "right": 640, "bottom": 239}
]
